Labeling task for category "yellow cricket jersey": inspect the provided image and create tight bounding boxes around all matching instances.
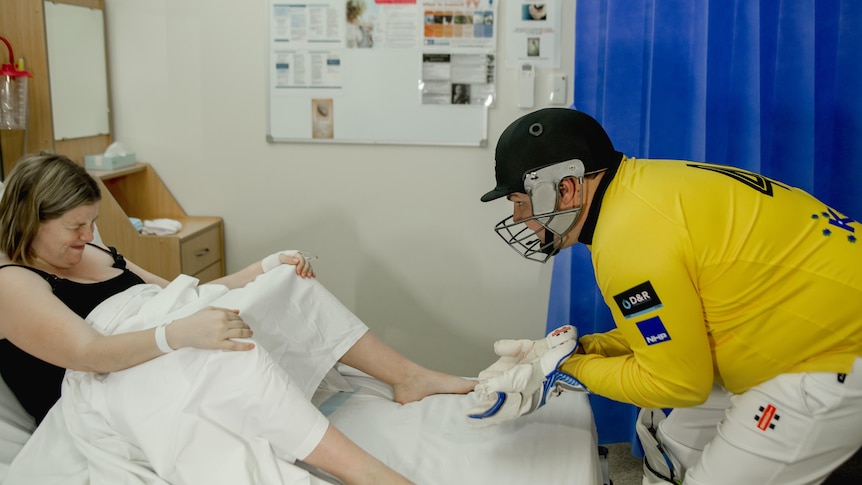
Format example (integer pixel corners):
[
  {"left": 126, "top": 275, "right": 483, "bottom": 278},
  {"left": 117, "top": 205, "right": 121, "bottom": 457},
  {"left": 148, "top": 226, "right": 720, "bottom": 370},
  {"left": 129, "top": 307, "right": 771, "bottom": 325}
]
[{"left": 560, "top": 157, "right": 862, "bottom": 408}]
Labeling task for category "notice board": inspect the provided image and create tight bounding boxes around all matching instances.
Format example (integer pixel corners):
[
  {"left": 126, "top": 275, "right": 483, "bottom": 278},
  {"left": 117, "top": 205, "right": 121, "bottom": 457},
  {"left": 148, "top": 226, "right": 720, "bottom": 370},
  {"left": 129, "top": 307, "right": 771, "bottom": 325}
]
[{"left": 266, "top": 0, "right": 498, "bottom": 146}]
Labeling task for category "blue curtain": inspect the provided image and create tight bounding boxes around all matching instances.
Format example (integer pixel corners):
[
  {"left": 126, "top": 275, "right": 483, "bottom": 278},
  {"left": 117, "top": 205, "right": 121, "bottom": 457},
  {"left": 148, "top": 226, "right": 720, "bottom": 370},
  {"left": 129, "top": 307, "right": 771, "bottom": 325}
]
[{"left": 548, "top": 0, "right": 862, "bottom": 449}]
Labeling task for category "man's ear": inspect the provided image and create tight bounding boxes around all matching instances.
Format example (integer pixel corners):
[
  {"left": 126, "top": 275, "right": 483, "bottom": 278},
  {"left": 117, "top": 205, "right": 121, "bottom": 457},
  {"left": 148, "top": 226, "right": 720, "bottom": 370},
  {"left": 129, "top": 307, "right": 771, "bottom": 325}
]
[{"left": 558, "top": 177, "right": 577, "bottom": 204}]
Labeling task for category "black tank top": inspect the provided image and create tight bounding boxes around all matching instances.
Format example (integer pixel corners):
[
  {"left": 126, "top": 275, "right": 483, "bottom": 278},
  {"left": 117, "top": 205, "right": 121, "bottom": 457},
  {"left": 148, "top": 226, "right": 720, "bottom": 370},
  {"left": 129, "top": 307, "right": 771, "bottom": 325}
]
[{"left": 0, "top": 244, "right": 145, "bottom": 424}]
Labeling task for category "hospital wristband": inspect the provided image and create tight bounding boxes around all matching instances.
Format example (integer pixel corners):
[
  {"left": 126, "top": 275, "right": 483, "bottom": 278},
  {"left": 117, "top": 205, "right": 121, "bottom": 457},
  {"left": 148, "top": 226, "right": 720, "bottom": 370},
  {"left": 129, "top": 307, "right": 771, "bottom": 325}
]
[
  {"left": 155, "top": 322, "right": 175, "bottom": 353},
  {"left": 261, "top": 250, "right": 299, "bottom": 272}
]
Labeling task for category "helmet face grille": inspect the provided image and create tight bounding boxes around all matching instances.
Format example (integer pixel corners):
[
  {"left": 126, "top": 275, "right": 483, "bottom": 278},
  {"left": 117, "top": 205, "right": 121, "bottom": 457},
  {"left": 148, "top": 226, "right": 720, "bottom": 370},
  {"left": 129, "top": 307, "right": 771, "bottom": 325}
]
[
  {"left": 492, "top": 159, "right": 587, "bottom": 263},
  {"left": 494, "top": 215, "right": 555, "bottom": 263},
  {"left": 492, "top": 205, "right": 582, "bottom": 263}
]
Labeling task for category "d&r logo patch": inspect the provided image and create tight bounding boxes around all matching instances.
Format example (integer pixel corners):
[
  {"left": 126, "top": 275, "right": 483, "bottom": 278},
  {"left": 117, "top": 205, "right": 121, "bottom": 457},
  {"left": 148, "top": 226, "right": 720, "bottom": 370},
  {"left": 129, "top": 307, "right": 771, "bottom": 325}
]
[{"left": 614, "top": 281, "right": 663, "bottom": 319}]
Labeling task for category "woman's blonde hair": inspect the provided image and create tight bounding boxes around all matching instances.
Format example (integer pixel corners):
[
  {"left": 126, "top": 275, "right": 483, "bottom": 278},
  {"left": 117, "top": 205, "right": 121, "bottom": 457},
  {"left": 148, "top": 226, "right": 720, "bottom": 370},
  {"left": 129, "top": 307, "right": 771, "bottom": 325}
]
[{"left": 0, "top": 153, "right": 101, "bottom": 264}]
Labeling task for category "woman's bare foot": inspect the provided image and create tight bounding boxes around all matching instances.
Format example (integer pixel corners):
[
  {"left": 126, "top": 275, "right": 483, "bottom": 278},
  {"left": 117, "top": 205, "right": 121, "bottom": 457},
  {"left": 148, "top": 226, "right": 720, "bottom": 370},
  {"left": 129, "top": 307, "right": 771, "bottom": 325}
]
[
  {"left": 392, "top": 369, "right": 476, "bottom": 404},
  {"left": 338, "top": 332, "right": 477, "bottom": 405}
]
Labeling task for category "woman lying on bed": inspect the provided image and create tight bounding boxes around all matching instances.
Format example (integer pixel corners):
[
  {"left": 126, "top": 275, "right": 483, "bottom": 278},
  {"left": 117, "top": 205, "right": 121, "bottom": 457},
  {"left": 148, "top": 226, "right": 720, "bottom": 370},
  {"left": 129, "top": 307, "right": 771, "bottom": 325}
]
[{"left": 0, "top": 153, "right": 475, "bottom": 485}]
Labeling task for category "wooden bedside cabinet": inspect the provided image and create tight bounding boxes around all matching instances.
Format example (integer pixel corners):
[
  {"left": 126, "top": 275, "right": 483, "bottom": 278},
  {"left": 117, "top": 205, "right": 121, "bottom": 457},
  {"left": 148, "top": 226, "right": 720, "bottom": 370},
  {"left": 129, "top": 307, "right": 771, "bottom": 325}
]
[
  {"left": 89, "top": 162, "right": 225, "bottom": 282},
  {"left": 1, "top": 1, "right": 224, "bottom": 282}
]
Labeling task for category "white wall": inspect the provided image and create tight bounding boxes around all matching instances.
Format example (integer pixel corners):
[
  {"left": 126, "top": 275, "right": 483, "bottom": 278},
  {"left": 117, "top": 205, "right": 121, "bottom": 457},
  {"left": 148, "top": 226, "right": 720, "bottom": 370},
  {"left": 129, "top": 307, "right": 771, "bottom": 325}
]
[{"left": 103, "top": 0, "right": 575, "bottom": 376}]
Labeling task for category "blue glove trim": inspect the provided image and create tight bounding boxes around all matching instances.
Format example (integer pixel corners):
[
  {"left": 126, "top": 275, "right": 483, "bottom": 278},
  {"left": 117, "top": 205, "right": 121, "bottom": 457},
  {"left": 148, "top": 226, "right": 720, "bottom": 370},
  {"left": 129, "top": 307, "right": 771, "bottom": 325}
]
[
  {"left": 554, "top": 371, "right": 586, "bottom": 390},
  {"left": 467, "top": 392, "right": 506, "bottom": 419},
  {"left": 540, "top": 370, "right": 589, "bottom": 406},
  {"left": 538, "top": 344, "right": 589, "bottom": 408},
  {"left": 541, "top": 371, "right": 562, "bottom": 407}
]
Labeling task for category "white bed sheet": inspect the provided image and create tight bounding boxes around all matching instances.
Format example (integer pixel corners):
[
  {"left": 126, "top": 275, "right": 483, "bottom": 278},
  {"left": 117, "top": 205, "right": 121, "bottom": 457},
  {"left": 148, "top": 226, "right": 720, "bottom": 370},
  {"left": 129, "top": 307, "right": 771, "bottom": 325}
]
[
  {"left": 0, "top": 267, "right": 603, "bottom": 484},
  {"left": 325, "top": 366, "right": 603, "bottom": 485},
  {"left": 1, "top": 371, "right": 601, "bottom": 485}
]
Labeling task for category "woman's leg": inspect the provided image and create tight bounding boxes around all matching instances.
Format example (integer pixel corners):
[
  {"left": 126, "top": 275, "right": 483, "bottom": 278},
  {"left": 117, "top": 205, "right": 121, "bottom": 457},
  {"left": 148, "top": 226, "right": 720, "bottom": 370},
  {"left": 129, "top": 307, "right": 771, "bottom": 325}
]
[
  {"left": 214, "top": 268, "right": 474, "bottom": 402},
  {"left": 339, "top": 331, "right": 476, "bottom": 404},
  {"left": 303, "top": 424, "right": 414, "bottom": 485}
]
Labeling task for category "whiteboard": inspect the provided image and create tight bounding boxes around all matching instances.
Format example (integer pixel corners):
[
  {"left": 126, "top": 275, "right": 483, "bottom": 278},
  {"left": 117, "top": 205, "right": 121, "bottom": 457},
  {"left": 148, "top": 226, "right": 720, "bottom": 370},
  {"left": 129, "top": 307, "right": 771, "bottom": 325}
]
[
  {"left": 266, "top": 1, "right": 497, "bottom": 147},
  {"left": 44, "top": 2, "right": 111, "bottom": 140}
]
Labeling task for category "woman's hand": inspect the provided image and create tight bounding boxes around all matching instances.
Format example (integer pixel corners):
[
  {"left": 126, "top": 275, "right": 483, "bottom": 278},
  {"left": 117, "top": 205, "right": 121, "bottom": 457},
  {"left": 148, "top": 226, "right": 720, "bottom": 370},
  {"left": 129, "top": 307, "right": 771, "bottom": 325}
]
[
  {"left": 166, "top": 307, "right": 255, "bottom": 352},
  {"left": 281, "top": 252, "right": 316, "bottom": 279},
  {"left": 262, "top": 250, "right": 317, "bottom": 279}
]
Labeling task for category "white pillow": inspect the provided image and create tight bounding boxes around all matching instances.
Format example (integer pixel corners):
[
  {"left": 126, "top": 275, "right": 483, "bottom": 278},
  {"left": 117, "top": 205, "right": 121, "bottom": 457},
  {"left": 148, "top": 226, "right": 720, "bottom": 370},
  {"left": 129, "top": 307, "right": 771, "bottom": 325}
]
[
  {"left": 0, "top": 375, "right": 34, "bottom": 433},
  {"left": 0, "top": 374, "right": 35, "bottom": 476}
]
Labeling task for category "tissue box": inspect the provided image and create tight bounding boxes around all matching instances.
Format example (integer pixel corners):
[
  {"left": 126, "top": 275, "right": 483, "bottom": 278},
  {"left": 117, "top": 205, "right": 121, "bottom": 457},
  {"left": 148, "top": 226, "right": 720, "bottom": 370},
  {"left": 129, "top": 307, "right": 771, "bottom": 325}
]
[{"left": 84, "top": 152, "right": 136, "bottom": 170}]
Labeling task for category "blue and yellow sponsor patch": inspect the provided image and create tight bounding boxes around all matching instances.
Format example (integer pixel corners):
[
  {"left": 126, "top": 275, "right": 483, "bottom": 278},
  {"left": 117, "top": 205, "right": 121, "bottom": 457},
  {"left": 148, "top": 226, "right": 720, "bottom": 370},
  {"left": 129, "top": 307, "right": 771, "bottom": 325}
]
[{"left": 613, "top": 281, "right": 663, "bottom": 319}]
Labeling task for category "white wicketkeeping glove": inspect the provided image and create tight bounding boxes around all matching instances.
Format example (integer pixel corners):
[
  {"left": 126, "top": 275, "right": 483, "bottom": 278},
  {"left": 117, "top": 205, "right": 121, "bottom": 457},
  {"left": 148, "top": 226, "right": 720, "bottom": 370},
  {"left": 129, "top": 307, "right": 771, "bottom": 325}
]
[
  {"left": 476, "top": 324, "right": 579, "bottom": 380},
  {"left": 466, "top": 325, "right": 588, "bottom": 429}
]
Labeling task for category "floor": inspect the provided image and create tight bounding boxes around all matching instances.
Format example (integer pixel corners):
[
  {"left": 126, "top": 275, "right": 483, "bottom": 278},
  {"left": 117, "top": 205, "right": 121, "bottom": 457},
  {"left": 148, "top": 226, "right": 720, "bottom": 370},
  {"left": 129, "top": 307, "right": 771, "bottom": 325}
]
[
  {"left": 605, "top": 443, "right": 862, "bottom": 485},
  {"left": 605, "top": 443, "right": 643, "bottom": 485}
]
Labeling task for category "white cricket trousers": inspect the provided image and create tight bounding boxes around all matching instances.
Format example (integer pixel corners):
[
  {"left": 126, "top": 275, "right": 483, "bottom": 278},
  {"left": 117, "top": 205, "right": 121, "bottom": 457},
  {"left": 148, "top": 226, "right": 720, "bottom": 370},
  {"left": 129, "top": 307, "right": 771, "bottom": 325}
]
[{"left": 640, "top": 357, "right": 862, "bottom": 485}]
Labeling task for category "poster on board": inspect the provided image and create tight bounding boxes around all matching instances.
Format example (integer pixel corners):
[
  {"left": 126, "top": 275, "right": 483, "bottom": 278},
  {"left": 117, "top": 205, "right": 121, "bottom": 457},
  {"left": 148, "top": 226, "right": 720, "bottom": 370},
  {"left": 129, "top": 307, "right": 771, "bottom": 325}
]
[
  {"left": 504, "top": 0, "right": 563, "bottom": 69},
  {"left": 267, "top": 0, "right": 498, "bottom": 146}
]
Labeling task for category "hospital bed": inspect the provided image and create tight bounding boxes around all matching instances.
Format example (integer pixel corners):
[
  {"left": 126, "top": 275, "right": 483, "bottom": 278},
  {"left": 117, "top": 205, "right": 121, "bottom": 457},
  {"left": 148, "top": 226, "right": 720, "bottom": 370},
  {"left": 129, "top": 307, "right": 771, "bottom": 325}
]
[{"left": 1, "top": 363, "right": 604, "bottom": 484}]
